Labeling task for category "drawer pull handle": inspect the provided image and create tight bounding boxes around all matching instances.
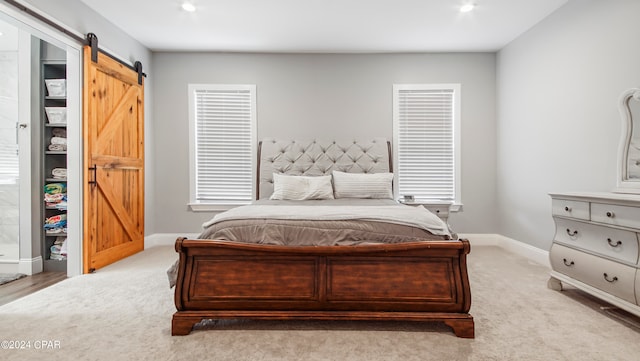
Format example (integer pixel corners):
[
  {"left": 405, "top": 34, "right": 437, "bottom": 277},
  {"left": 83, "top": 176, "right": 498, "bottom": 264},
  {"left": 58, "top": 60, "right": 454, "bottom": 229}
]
[
  {"left": 607, "top": 238, "right": 622, "bottom": 247},
  {"left": 564, "top": 206, "right": 571, "bottom": 212},
  {"left": 603, "top": 273, "right": 618, "bottom": 283},
  {"left": 566, "top": 229, "right": 578, "bottom": 237},
  {"left": 606, "top": 211, "right": 614, "bottom": 218},
  {"left": 563, "top": 258, "right": 574, "bottom": 267}
]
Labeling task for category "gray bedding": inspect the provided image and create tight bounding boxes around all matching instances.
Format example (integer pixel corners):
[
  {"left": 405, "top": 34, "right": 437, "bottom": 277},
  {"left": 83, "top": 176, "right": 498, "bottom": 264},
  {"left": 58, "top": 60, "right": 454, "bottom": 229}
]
[
  {"left": 167, "top": 199, "right": 455, "bottom": 287},
  {"left": 199, "top": 199, "right": 452, "bottom": 245},
  {"left": 200, "top": 218, "right": 449, "bottom": 246}
]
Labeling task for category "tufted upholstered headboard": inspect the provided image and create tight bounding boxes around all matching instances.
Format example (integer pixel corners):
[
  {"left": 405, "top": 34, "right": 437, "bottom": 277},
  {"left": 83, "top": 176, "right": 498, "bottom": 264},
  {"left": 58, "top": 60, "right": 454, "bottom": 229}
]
[{"left": 257, "top": 138, "right": 391, "bottom": 199}]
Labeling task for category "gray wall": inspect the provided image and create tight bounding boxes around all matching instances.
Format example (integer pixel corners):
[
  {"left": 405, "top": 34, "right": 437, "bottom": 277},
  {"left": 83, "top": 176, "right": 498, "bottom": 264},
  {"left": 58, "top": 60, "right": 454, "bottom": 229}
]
[
  {"left": 152, "top": 52, "right": 497, "bottom": 233},
  {"left": 496, "top": 0, "right": 640, "bottom": 249},
  {"left": 18, "top": 0, "right": 156, "bottom": 234},
  {"left": 21, "top": 0, "right": 640, "bottom": 251},
  {"left": 21, "top": 0, "right": 150, "bottom": 70}
]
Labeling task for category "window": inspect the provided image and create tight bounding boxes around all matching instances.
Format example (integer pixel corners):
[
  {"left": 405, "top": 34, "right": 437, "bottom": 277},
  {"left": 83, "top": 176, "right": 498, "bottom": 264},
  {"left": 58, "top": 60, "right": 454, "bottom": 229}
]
[
  {"left": 392, "top": 84, "right": 461, "bottom": 206},
  {"left": 188, "top": 84, "right": 256, "bottom": 210}
]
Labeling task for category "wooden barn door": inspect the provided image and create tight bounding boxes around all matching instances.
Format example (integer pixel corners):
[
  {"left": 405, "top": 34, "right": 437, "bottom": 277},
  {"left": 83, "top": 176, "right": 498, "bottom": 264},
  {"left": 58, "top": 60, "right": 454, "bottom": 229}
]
[{"left": 82, "top": 45, "right": 144, "bottom": 273}]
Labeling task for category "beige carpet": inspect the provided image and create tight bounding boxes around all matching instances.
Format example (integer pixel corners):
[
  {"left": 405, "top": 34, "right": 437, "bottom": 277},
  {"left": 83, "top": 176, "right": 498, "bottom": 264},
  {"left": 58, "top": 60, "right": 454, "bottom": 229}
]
[{"left": 0, "top": 244, "right": 639, "bottom": 361}]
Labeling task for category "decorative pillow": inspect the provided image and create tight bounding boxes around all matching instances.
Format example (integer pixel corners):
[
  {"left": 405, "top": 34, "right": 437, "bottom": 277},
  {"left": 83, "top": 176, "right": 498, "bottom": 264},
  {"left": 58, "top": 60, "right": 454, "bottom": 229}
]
[
  {"left": 332, "top": 171, "right": 394, "bottom": 199},
  {"left": 270, "top": 173, "right": 335, "bottom": 200}
]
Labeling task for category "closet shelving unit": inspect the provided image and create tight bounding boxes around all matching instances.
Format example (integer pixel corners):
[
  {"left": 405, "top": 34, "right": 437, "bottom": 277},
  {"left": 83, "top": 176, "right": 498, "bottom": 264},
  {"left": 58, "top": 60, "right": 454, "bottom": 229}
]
[{"left": 41, "top": 59, "right": 67, "bottom": 272}]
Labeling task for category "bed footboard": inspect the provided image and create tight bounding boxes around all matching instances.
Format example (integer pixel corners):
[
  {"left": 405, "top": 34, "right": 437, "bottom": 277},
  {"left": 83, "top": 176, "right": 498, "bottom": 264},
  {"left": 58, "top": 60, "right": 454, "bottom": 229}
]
[{"left": 172, "top": 238, "right": 474, "bottom": 338}]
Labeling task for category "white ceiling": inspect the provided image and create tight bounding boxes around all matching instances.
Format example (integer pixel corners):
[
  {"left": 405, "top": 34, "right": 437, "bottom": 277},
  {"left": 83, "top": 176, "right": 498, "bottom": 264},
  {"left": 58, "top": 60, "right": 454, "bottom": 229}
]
[{"left": 79, "top": 0, "right": 568, "bottom": 53}]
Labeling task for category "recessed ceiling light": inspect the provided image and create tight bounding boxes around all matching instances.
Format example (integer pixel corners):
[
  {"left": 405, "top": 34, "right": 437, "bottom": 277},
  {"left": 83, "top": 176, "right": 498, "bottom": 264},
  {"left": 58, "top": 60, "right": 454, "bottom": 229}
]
[
  {"left": 460, "top": 3, "right": 475, "bottom": 13},
  {"left": 182, "top": 2, "right": 196, "bottom": 12}
]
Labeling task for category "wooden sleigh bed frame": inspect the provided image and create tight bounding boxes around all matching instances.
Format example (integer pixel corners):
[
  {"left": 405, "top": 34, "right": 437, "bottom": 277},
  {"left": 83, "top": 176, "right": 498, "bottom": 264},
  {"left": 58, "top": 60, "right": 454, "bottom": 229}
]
[{"left": 172, "top": 139, "right": 474, "bottom": 338}]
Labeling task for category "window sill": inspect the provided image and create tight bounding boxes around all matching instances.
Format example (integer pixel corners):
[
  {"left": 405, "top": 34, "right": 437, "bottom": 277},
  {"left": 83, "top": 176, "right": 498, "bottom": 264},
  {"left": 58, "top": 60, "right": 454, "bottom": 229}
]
[
  {"left": 398, "top": 200, "right": 463, "bottom": 212},
  {"left": 188, "top": 202, "right": 248, "bottom": 212},
  {"left": 451, "top": 203, "right": 463, "bottom": 212},
  {"left": 190, "top": 201, "right": 463, "bottom": 213}
]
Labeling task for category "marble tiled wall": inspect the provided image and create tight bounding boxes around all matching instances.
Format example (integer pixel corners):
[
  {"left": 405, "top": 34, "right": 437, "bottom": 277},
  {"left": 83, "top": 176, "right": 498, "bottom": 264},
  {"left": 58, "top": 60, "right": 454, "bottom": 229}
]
[
  {"left": 0, "top": 52, "right": 19, "bottom": 179},
  {"left": 0, "top": 183, "right": 19, "bottom": 242},
  {"left": 0, "top": 51, "right": 20, "bottom": 261},
  {"left": 0, "top": 183, "right": 19, "bottom": 260}
]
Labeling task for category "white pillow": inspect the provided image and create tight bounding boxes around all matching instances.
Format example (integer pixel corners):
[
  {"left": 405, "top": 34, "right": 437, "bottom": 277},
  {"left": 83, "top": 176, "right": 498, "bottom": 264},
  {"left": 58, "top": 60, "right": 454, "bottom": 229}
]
[
  {"left": 332, "top": 171, "right": 394, "bottom": 199},
  {"left": 270, "top": 173, "right": 335, "bottom": 200}
]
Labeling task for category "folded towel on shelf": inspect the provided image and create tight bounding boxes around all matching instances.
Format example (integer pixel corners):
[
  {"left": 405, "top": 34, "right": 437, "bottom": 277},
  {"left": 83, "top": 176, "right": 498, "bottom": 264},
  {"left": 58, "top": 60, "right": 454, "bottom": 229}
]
[
  {"left": 51, "top": 168, "right": 67, "bottom": 179},
  {"left": 50, "top": 244, "right": 62, "bottom": 254},
  {"left": 49, "top": 253, "right": 66, "bottom": 261},
  {"left": 44, "top": 183, "right": 66, "bottom": 194},
  {"left": 45, "top": 213, "right": 66, "bottom": 223},
  {"left": 48, "top": 143, "right": 67, "bottom": 151},
  {"left": 52, "top": 128, "right": 67, "bottom": 138},
  {"left": 50, "top": 137, "right": 67, "bottom": 145},
  {"left": 46, "top": 227, "right": 66, "bottom": 234},
  {"left": 44, "top": 214, "right": 67, "bottom": 229},
  {"left": 54, "top": 201, "right": 68, "bottom": 211},
  {"left": 44, "top": 192, "right": 65, "bottom": 206}
]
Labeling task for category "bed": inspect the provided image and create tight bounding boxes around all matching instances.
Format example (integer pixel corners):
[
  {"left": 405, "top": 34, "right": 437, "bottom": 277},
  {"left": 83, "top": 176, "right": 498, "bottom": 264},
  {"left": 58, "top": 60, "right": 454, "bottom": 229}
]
[{"left": 171, "top": 138, "right": 474, "bottom": 338}]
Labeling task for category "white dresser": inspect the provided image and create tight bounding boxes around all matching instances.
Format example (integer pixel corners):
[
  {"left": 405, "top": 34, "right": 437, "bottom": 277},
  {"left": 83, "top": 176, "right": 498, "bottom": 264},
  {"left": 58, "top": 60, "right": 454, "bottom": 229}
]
[{"left": 548, "top": 192, "right": 640, "bottom": 316}]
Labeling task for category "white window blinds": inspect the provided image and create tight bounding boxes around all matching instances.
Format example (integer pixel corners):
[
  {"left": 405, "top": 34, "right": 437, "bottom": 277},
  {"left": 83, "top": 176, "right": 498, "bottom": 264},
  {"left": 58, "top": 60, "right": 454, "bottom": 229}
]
[
  {"left": 393, "top": 84, "right": 461, "bottom": 203},
  {"left": 188, "top": 84, "right": 256, "bottom": 206}
]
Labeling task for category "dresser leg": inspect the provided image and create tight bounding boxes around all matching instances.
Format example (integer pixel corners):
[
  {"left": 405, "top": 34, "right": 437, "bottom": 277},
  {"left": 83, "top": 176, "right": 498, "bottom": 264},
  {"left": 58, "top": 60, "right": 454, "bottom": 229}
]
[{"left": 547, "top": 276, "right": 563, "bottom": 291}]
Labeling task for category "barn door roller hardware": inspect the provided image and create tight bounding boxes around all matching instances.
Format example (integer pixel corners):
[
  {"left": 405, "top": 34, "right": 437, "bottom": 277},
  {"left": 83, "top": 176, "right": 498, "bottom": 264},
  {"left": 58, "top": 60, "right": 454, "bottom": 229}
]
[
  {"left": 86, "top": 33, "right": 146, "bottom": 85},
  {"left": 3, "top": 1, "right": 146, "bottom": 84},
  {"left": 87, "top": 33, "right": 99, "bottom": 63}
]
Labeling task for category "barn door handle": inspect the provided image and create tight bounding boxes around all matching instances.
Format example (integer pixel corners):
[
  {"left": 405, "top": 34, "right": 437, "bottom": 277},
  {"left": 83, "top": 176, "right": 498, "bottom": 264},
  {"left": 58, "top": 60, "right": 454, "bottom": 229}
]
[{"left": 88, "top": 164, "right": 97, "bottom": 186}]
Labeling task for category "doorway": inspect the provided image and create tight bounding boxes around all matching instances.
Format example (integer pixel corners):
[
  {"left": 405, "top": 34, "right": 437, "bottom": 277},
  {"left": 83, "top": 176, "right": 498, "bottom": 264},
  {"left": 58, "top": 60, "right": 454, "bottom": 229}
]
[
  {"left": 0, "top": 19, "right": 21, "bottom": 271},
  {"left": 0, "top": 9, "right": 82, "bottom": 277}
]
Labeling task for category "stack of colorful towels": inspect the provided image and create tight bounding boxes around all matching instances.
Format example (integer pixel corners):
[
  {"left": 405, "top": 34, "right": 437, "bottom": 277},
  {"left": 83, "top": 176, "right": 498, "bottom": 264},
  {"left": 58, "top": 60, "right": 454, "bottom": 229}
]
[
  {"left": 44, "top": 183, "right": 67, "bottom": 210},
  {"left": 44, "top": 213, "right": 66, "bottom": 234}
]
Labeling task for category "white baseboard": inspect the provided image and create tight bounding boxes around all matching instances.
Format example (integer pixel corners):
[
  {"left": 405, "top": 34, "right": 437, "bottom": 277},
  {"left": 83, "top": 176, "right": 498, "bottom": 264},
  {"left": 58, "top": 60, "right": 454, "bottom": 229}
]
[
  {"left": 19, "top": 256, "right": 43, "bottom": 276},
  {"left": 0, "top": 260, "right": 18, "bottom": 273},
  {"left": 460, "top": 233, "right": 550, "bottom": 268},
  {"left": 0, "top": 256, "right": 42, "bottom": 275},
  {"left": 458, "top": 233, "right": 501, "bottom": 246},
  {"left": 144, "top": 233, "right": 200, "bottom": 249}
]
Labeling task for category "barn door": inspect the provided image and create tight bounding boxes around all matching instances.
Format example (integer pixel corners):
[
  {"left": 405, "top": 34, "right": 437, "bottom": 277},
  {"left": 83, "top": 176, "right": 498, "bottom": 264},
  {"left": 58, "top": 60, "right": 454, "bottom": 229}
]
[{"left": 82, "top": 44, "right": 144, "bottom": 273}]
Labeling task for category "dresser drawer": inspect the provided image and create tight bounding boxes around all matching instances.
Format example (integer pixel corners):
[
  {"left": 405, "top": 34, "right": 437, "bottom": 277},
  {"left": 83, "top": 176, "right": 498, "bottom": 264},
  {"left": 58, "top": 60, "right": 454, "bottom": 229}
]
[
  {"left": 550, "top": 244, "right": 637, "bottom": 303},
  {"left": 591, "top": 202, "right": 640, "bottom": 229},
  {"left": 554, "top": 218, "right": 640, "bottom": 264},
  {"left": 551, "top": 199, "right": 590, "bottom": 220},
  {"left": 636, "top": 270, "right": 640, "bottom": 305}
]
